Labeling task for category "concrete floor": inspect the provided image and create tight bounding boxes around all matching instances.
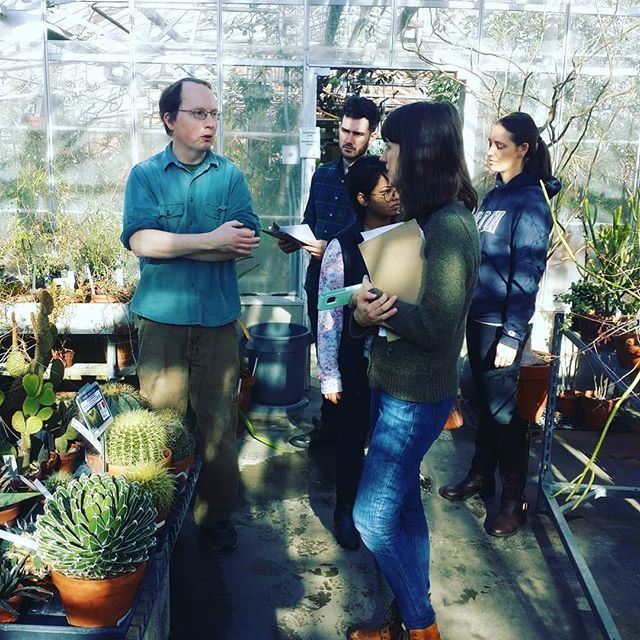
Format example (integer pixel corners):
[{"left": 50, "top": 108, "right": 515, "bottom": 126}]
[{"left": 170, "top": 379, "right": 640, "bottom": 640}]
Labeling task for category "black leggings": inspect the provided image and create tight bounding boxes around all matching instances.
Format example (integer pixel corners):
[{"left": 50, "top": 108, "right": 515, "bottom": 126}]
[{"left": 466, "top": 319, "right": 531, "bottom": 497}]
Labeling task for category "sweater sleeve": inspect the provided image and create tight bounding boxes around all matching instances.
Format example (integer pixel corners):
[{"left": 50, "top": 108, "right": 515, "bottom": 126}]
[
  {"left": 317, "top": 239, "right": 344, "bottom": 394},
  {"left": 384, "top": 212, "right": 478, "bottom": 349},
  {"left": 500, "top": 199, "right": 552, "bottom": 349}
]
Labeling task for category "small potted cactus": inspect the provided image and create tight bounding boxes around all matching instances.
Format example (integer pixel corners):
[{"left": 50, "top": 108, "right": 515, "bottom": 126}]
[
  {"left": 35, "top": 474, "right": 157, "bottom": 627},
  {"left": 105, "top": 409, "right": 172, "bottom": 476},
  {"left": 0, "top": 558, "right": 52, "bottom": 623},
  {"left": 122, "top": 462, "right": 176, "bottom": 524},
  {"left": 99, "top": 382, "right": 149, "bottom": 416},
  {"left": 0, "top": 461, "right": 40, "bottom": 527},
  {"left": 156, "top": 408, "right": 195, "bottom": 478}
]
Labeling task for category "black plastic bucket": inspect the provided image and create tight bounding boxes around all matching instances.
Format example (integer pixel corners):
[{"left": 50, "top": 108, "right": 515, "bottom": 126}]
[{"left": 244, "top": 323, "right": 312, "bottom": 406}]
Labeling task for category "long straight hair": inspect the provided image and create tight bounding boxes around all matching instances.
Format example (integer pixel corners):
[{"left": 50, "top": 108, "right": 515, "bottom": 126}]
[
  {"left": 381, "top": 102, "right": 477, "bottom": 222},
  {"left": 498, "top": 112, "right": 553, "bottom": 180}
]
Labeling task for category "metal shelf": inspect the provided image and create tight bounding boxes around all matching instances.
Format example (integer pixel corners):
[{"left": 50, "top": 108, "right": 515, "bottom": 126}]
[
  {"left": 537, "top": 314, "right": 639, "bottom": 640},
  {"left": 0, "top": 459, "right": 202, "bottom": 640}
]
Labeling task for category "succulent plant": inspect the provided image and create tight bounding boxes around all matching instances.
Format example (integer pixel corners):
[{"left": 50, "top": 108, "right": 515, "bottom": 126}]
[
  {"left": 1, "top": 520, "right": 48, "bottom": 580},
  {"left": 35, "top": 474, "right": 157, "bottom": 580},
  {"left": 99, "top": 382, "right": 149, "bottom": 416},
  {"left": 122, "top": 462, "right": 176, "bottom": 515},
  {"left": 42, "top": 470, "right": 74, "bottom": 494},
  {"left": 0, "top": 557, "right": 51, "bottom": 616},
  {"left": 156, "top": 408, "right": 195, "bottom": 462},
  {"left": 0, "top": 460, "right": 15, "bottom": 494},
  {"left": 106, "top": 409, "right": 170, "bottom": 467}
]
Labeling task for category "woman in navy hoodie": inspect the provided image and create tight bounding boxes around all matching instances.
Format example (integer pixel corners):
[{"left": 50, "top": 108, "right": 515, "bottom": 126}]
[{"left": 439, "top": 112, "right": 561, "bottom": 537}]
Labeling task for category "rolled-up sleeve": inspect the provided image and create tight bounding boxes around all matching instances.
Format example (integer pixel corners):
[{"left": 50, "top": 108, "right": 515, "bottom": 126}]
[
  {"left": 225, "top": 167, "right": 260, "bottom": 236},
  {"left": 121, "top": 165, "right": 164, "bottom": 250}
]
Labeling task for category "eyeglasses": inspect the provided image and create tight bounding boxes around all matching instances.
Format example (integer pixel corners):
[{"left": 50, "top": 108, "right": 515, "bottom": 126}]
[
  {"left": 371, "top": 187, "right": 399, "bottom": 202},
  {"left": 178, "top": 108, "right": 221, "bottom": 121}
]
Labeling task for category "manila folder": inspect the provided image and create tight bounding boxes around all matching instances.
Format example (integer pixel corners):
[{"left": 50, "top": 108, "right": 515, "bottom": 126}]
[{"left": 358, "top": 218, "right": 424, "bottom": 305}]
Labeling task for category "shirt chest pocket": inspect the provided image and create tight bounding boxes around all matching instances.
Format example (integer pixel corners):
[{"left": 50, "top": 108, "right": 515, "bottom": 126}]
[
  {"left": 203, "top": 203, "right": 228, "bottom": 231},
  {"left": 159, "top": 204, "right": 185, "bottom": 232}
]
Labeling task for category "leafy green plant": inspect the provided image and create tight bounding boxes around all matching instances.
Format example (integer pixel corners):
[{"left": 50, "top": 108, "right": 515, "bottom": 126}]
[
  {"left": 122, "top": 462, "right": 176, "bottom": 515},
  {"left": 106, "top": 409, "right": 169, "bottom": 467},
  {"left": 35, "top": 474, "right": 157, "bottom": 580},
  {"left": 0, "top": 558, "right": 51, "bottom": 617}
]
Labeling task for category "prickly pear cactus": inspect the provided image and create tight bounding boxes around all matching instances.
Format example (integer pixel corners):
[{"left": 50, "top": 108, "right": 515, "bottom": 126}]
[
  {"left": 30, "top": 289, "right": 58, "bottom": 373},
  {"left": 106, "top": 409, "right": 169, "bottom": 466},
  {"left": 35, "top": 474, "right": 157, "bottom": 579}
]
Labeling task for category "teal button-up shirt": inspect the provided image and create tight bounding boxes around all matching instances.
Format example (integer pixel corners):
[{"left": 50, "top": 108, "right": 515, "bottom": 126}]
[{"left": 121, "top": 143, "right": 260, "bottom": 327}]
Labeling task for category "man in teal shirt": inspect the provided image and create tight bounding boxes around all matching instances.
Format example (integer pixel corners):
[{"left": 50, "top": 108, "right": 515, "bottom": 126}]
[{"left": 121, "top": 77, "right": 260, "bottom": 551}]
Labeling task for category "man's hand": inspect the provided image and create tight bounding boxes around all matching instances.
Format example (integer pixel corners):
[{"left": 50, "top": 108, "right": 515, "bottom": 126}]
[
  {"left": 323, "top": 391, "right": 342, "bottom": 405},
  {"left": 277, "top": 238, "right": 300, "bottom": 254},
  {"left": 304, "top": 239, "right": 327, "bottom": 260},
  {"left": 207, "top": 221, "right": 260, "bottom": 255},
  {"left": 494, "top": 342, "right": 517, "bottom": 368},
  {"left": 353, "top": 275, "right": 398, "bottom": 327}
]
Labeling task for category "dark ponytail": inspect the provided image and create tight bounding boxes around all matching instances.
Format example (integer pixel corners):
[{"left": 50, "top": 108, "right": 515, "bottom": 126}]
[{"left": 498, "top": 112, "right": 553, "bottom": 180}]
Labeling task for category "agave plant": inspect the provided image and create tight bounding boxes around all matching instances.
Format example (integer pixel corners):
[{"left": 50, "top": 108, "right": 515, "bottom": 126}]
[
  {"left": 35, "top": 474, "right": 157, "bottom": 580},
  {"left": 0, "top": 557, "right": 51, "bottom": 617}
]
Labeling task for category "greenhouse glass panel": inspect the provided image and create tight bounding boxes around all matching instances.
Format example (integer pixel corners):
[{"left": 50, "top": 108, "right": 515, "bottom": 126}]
[
  {"left": 221, "top": 2, "right": 304, "bottom": 60},
  {"left": 223, "top": 65, "right": 302, "bottom": 295}
]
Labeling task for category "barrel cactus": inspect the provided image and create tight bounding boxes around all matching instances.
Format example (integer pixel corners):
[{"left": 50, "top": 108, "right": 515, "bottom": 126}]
[
  {"left": 123, "top": 463, "right": 176, "bottom": 515},
  {"left": 106, "top": 409, "right": 169, "bottom": 466},
  {"left": 35, "top": 474, "right": 157, "bottom": 580},
  {"left": 156, "top": 409, "right": 195, "bottom": 463},
  {"left": 99, "top": 382, "right": 149, "bottom": 416},
  {"left": 43, "top": 470, "right": 74, "bottom": 495}
]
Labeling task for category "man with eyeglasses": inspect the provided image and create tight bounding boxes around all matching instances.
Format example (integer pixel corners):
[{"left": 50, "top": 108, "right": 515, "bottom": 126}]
[
  {"left": 281, "top": 95, "right": 381, "bottom": 449},
  {"left": 121, "top": 77, "right": 260, "bottom": 553}
]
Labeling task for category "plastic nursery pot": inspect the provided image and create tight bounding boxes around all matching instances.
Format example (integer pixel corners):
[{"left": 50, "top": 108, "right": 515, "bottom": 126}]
[
  {"left": 51, "top": 562, "right": 147, "bottom": 628},
  {"left": 517, "top": 360, "right": 551, "bottom": 423},
  {"left": 0, "top": 594, "right": 23, "bottom": 623}
]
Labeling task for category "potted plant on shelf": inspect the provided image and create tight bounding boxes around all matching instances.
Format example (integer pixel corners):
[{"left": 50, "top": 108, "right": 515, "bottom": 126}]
[
  {"left": 0, "top": 520, "right": 50, "bottom": 588},
  {"left": 0, "top": 462, "right": 40, "bottom": 527},
  {"left": 517, "top": 348, "right": 552, "bottom": 423},
  {"left": 122, "top": 462, "right": 176, "bottom": 525},
  {"left": 156, "top": 408, "right": 195, "bottom": 479},
  {"left": 580, "top": 374, "right": 622, "bottom": 430},
  {"left": 0, "top": 558, "right": 52, "bottom": 623},
  {"left": 35, "top": 474, "right": 157, "bottom": 627}
]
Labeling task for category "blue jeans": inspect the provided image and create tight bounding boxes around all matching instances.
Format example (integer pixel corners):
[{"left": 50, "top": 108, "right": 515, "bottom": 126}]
[{"left": 353, "top": 390, "right": 453, "bottom": 630}]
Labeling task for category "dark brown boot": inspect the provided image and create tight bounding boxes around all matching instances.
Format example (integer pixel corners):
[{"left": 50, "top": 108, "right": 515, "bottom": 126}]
[
  {"left": 486, "top": 499, "right": 527, "bottom": 537},
  {"left": 401, "top": 621, "right": 442, "bottom": 640},
  {"left": 439, "top": 473, "right": 495, "bottom": 501},
  {"left": 348, "top": 600, "right": 402, "bottom": 640}
]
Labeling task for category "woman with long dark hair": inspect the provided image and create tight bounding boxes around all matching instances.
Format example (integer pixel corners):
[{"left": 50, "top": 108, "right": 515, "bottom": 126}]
[
  {"left": 347, "top": 102, "right": 480, "bottom": 640},
  {"left": 317, "top": 156, "right": 400, "bottom": 550},
  {"left": 439, "top": 112, "right": 561, "bottom": 538}
]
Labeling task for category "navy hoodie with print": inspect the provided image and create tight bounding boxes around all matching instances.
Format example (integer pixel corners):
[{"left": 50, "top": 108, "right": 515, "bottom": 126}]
[{"left": 469, "top": 171, "right": 562, "bottom": 349}]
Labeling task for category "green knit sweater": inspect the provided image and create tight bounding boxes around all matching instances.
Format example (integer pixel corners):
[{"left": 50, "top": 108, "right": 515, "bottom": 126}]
[{"left": 353, "top": 201, "right": 480, "bottom": 404}]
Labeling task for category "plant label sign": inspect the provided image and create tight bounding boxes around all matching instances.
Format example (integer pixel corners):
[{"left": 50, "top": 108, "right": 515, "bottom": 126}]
[{"left": 75, "top": 382, "right": 113, "bottom": 440}]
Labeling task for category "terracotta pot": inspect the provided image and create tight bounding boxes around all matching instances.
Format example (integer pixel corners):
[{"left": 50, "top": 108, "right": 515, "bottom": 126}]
[
  {"left": 106, "top": 448, "right": 172, "bottom": 478},
  {"left": 90, "top": 294, "right": 119, "bottom": 304},
  {"left": 171, "top": 454, "right": 194, "bottom": 476},
  {"left": 615, "top": 334, "right": 640, "bottom": 370},
  {"left": 580, "top": 393, "right": 620, "bottom": 429},
  {"left": 555, "top": 390, "right": 582, "bottom": 417},
  {"left": 38, "top": 451, "right": 59, "bottom": 479},
  {"left": 58, "top": 444, "right": 84, "bottom": 474},
  {"left": 238, "top": 374, "right": 256, "bottom": 414},
  {"left": 0, "top": 504, "right": 20, "bottom": 528},
  {"left": 444, "top": 399, "right": 463, "bottom": 430},
  {"left": 0, "top": 594, "right": 23, "bottom": 622},
  {"left": 51, "top": 562, "right": 147, "bottom": 628},
  {"left": 85, "top": 450, "right": 104, "bottom": 474},
  {"left": 517, "top": 360, "right": 551, "bottom": 423}
]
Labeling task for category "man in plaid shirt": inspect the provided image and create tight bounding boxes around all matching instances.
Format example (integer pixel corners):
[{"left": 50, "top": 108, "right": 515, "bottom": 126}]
[{"left": 280, "top": 96, "right": 380, "bottom": 444}]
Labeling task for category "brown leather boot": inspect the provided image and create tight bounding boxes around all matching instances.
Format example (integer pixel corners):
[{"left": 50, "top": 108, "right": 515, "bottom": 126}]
[
  {"left": 439, "top": 473, "right": 495, "bottom": 501},
  {"left": 401, "top": 621, "right": 442, "bottom": 640},
  {"left": 348, "top": 600, "right": 402, "bottom": 640},
  {"left": 486, "top": 499, "right": 528, "bottom": 537}
]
